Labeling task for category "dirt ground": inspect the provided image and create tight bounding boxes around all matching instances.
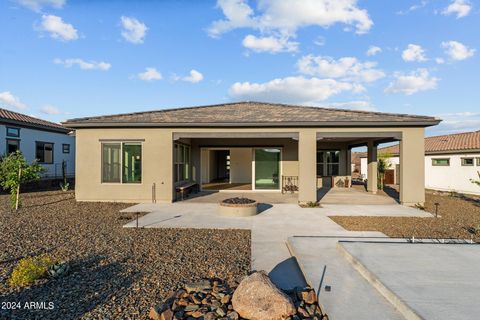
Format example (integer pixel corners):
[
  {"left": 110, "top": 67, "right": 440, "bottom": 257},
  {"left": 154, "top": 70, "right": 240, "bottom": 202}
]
[
  {"left": 0, "top": 190, "right": 250, "bottom": 319},
  {"left": 331, "top": 190, "right": 480, "bottom": 242}
]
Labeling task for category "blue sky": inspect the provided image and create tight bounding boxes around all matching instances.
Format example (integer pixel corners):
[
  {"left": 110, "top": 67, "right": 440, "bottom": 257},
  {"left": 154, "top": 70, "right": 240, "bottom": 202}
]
[{"left": 0, "top": 0, "right": 479, "bottom": 136}]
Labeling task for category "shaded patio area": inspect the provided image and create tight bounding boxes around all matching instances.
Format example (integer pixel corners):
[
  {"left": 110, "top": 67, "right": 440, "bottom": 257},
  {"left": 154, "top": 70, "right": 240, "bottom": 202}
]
[
  {"left": 318, "top": 187, "right": 398, "bottom": 205},
  {"left": 183, "top": 191, "right": 299, "bottom": 204}
]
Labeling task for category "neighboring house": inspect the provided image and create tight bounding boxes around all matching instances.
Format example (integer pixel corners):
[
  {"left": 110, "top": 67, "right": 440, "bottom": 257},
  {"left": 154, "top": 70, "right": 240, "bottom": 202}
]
[
  {"left": 0, "top": 108, "right": 75, "bottom": 179},
  {"left": 63, "top": 102, "right": 440, "bottom": 205},
  {"left": 358, "top": 130, "right": 480, "bottom": 195}
]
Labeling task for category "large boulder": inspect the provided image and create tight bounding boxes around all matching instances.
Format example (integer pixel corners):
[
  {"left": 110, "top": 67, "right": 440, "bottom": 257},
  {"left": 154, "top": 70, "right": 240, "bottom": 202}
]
[{"left": 232, "top": 271, "right": 296, "bottom": 320}]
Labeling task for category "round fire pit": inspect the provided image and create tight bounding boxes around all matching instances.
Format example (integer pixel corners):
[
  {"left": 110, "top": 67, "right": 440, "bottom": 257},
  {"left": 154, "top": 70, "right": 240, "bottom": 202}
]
[{"left": 219, "top": 197, "right": 258, "bottom": 217}]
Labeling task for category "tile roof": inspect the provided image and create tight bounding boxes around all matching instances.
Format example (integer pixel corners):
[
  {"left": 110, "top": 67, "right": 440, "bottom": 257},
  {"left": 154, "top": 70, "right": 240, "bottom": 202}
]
[
  {"left": 359, "top": 130, "right": 480, "bottom": 156},
  {"left": 0, "top": 108, "right": 70, "bottom": 133},
  {"left": 63, "top": 101, "right": 440, "bottom": 128}
]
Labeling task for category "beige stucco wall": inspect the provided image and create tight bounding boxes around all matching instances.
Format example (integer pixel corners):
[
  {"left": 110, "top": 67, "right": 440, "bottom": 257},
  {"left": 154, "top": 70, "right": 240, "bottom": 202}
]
[
  {"left": 230, "top": 148, "right": 252, "bottom": 183},
  {"left": 74, "top": 126, "right": 426, "bottom": 205}
]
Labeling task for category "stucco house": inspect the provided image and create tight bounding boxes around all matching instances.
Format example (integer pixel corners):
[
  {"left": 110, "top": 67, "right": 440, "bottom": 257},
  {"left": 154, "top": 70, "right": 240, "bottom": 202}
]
[
  {"left": 1, "top": 108, "right": 75, "bottom": 179},
  {"left": 358, "top": 130, "right": 480, "bottom": 195},
  {"left": 63, "top": 102, "right": 440, "bottom": 205}
]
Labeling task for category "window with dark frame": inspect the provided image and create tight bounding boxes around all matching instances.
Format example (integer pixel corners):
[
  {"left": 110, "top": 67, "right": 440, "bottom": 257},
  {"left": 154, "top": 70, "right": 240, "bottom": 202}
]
[
  {"left": 63, "top": 144, "right": 70, "bottom": 154},
  {"left": 432, "top": 158, "right": 450, "bottom": 166},
  {"left": 477, "top": 158, "right": 480, "bottom": 166},
  {"left": 36, "top": 142, "right": 54, "bottom": 164},
  {"left": 316, "top": 150, "right": 340, "bottom": 176},
  {"left": 461, "top": 157, "right": 474, "bottom": 166},
  {"left": 6, "top": 127, "right": 20, "bottom": 137},
  {"left": 101, "top": 142, "right": 142, "bottom": 184},
  {"left": 174, "top": 143, "right": 191, "bottom": 183},
  {"left": 6, "top": 139, "right": 20, "bottom": 154}
]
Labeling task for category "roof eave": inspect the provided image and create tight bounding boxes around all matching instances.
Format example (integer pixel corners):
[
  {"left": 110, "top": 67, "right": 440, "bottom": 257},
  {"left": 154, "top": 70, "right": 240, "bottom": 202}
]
[{"left": 63, "top": 120, "right": 441, "bottom": 129}]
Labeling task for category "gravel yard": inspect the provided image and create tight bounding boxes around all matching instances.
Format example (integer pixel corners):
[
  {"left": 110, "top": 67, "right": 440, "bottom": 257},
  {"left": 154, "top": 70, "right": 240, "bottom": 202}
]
[
  {"left": 0, "top": 190, "right": 250, "bottom": 319},
  {"left": 331, "top": 190, "right": 480, "bottom": 242}
]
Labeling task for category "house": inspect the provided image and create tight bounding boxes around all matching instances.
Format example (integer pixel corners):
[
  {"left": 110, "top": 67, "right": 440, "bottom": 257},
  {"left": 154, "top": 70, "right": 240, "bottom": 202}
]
[
  {"left": 0, "top": 108, "right": 75, "bottom": 179},
  {"left": 358, "top": 130, "right": 480, "bottom": 195},
  {"left": 63, "top": 102, "right": 440, "bottom": 205}
]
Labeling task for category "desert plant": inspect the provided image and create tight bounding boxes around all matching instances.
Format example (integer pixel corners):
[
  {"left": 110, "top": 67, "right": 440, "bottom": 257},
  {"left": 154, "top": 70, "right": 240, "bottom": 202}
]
[
  {"left": 48, "top": 262, "right": 70, "bottom": 278},
  {"left": 59, "top": 159, "right": 69, "bottom": 191},
  {"left": 306, "top": 201, "right": 320, "bottom": 208},
  {"left": 377, "top": 153, "right": 392, "bottom": 190},
  {"left": 470, "top": 171, "right": 480, "bottom": 187},
  {"left": 9, "top": 254, "right": 55, "bottom": 287},
  {"left": 0, "top": 151, "right": 44, "bottom": 210}
]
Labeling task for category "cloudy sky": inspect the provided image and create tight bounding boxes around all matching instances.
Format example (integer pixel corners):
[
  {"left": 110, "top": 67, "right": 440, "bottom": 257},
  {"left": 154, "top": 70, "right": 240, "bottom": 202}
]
[{"left": 0, "top": 0, "right": 479, "bottom": 136}]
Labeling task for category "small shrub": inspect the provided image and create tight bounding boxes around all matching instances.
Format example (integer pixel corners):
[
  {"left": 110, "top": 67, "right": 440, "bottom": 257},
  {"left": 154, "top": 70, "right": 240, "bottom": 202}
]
[
  {"left": 59, "top": 181, "right": 70, "bottom": 192},
  {"left": 9, "top": 255, "right": 55, "bottom": 287},
  {"left": 301, "top": 201, "right": 321, "bottom": 208}
]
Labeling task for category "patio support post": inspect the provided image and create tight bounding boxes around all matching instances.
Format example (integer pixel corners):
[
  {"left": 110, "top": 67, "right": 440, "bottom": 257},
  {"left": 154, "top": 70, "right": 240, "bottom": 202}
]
[
  {"left": 400, "top": 128, "right": 425, "bottom": 206},
  {"left": 298, "top": 130, "right": 317, "bottom": 204},
  {"left": 367, "top": 141, "right": 378, "bottom": 194}
]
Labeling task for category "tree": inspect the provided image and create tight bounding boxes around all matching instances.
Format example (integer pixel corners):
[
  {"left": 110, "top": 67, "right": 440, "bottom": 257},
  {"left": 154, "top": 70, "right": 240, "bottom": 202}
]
[
  {"left": 0, "top": 151, "right": 44, "bottom": 210},
  {"left": 377, "top": 152, "right": 392, "bottom": 190}
]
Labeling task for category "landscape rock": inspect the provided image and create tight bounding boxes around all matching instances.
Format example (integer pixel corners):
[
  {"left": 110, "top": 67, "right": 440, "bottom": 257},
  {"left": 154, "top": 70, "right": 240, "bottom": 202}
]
[{"left": 232, "top": 271, "right": 296, "bottom": 320}]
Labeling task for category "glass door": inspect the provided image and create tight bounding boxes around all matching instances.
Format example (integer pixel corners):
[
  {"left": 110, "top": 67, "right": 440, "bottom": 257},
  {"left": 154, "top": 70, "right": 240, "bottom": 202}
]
[{"left": 254, "top": 148, "right": 281, "bottom": 190}]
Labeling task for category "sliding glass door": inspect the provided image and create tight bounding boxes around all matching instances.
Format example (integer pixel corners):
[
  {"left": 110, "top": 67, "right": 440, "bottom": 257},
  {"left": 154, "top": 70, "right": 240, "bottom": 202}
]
[{"left": 254, "top": 148, "right": 281, "bottom": 190}]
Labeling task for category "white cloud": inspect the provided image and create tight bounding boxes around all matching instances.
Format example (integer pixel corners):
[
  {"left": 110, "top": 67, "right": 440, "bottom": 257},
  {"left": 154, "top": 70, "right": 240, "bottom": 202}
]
[
  {"left": 435, "top": 57, "right": 445, "bottom": 64},
  {"left": 53, "top": 58, "right": 111, "bottom": 70},
  {"left": 314, "top": 36, "right": 326, "bottom": 46},
  {"left": 297, "top": 55, "right": 385, "bottom": 83},
  {"left": 396, "top": 0, "right": 428, "bottom": 15},
  {"left": 173, "top": 69, "right": 204, "bottom": 83},
  {"left": 242, "top": 34, "right": 298, "bottom": 53},
  {"left": 433, "top": 112, "right": 480, "bottom": 134},
  {"left": 39, "top": 105, "right": 61, "bottom": 115},
  {"left": 137, "top": 68, "right": 162, "bottom": 81},
  {"left": 385, "top": 68, "right": 439, "bottom": 95},
  {"left": 38, "top": 14, "right": 78, "bottom": 41},
  {"left": 15, "top": 0, "right": 65, "bottom": 12},
  {"left": 0, "top": 91, "right": 27, "bottom": 110},
  {"left": 120, "top": 16, "right": 148, "bottom": 44},
  {"left": 442, "top": 0, "right": 472, "bottom": 18},
  {"left": 366, "top": 46, "right": 382, "bottom": 56},
  {"left": 402, "top": 44, "right": 427, "bottom": 62},
  {"left": 229, "top": 76, "right": 364, "bottom": 104},
  {"left": 321, "top": 100, "right": 377, "bottom": 111},
  {"left": 441, "top": 40, "right": 475, "bottom": 60},
  {"left": 208, "top": 0, "right": 373, "bottom": 52}
]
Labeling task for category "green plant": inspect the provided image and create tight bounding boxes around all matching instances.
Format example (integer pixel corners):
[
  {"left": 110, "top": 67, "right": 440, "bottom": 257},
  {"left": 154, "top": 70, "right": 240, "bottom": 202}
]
[
  {"left": 470, "top": 171, "right": 480, "bottom": 187},
  {"left": 377, "top": 152, "right": 392, "bottom": 190},
  {"left": 0, "top": 151, "right": 44, "bottom": 210},
  {"left": 9, "top": 255, "right": 55, "bottom": 287},
  {"left": 306, "top": 201, "right": 320, "bottom": 208},
  {"left": 59, "top": 159, "right": 69, "bottom": 191}
]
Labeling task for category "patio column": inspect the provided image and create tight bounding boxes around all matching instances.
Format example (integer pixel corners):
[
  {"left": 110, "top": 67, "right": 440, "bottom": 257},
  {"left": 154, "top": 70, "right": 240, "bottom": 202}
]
[
  {"left": 367, "top": 141, "right": 378, "bottom": 194},
  {"left": 298, "top": 130, "right": 317, "bottom": 204},
  {"left": 400, "top": 128, "right": 425, "bottom": 206}
]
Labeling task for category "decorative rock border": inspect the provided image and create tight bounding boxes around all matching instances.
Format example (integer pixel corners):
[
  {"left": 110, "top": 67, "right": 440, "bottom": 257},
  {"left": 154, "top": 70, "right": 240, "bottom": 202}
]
[{"left": 219, "top": 198, "right": 258, "bottom": 217}]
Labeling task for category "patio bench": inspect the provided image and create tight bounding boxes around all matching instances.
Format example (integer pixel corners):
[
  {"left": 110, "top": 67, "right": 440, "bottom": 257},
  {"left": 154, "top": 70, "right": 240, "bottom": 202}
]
[{"left": 175, "top": 182, "right": 199, "bottom": 201}]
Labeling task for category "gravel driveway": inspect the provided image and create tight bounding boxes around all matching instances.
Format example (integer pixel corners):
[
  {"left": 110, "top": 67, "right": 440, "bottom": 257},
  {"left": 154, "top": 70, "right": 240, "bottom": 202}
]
[{"left": 0, "top": 190, "right": 250, "bottom": 319}]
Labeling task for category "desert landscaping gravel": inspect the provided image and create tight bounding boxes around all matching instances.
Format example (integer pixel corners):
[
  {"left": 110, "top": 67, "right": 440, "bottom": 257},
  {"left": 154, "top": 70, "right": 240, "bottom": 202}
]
[
  {"left": 0, "top": 190, "right": 250, "bottom": 319},
  {"left": 331, "top": 190, "right": 480, "bottom": 242}
]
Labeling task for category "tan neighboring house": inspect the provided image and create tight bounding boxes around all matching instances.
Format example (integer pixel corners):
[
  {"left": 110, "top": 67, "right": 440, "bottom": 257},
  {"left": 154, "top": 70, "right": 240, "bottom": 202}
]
[
  {"left": 63, "top": 102, "right": 440, "bottom": 205},
  {"left": 358, "top": 130, "right": 480, "bottom": 195}
]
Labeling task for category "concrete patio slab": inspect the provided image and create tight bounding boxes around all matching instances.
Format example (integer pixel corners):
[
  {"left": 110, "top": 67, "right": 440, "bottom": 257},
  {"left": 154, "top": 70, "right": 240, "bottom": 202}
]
[
  {"left": 321, "top": 204, "right": 432, "bottom": 217},
  {"left": 339, "top": 241, "right": 480, "bottom": 320},
  {"left": 288, "top": 236, "right": 405, "bottom": 320},
  {"left": 318, "top": 187, "right": 398, "bottom": 205}
]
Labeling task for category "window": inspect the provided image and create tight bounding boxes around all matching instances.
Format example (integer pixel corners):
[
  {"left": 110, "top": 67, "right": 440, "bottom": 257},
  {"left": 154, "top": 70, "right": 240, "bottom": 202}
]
[
  {"left": 6, "top": 127, "right": 20, "bottom": 137},
  {"left": 174, "top": 143, "right": 191, "bottom": 183},
  {"left": 36, "top": 142, "right": 53, "bottom": 164},
  {"left": 317, "top": 150, "right": 340, "bottom": 176},
  {"left": 102, "top": 142, "right": 142, "bottom": 183},
  {"left": 62, "top": 144, "right": 70, "bottom": 154},
  {"left": 6, "top": 139, "right": 20, "bottom": 154},
  {"left": 432, "top": 158, "right": 450, "bottom": 166},
  {"left": 461, "top": 157, "right": 474, "bottom": 166},
  {"left": 477, "top": 158, "right": 480, "bottom": 166}
]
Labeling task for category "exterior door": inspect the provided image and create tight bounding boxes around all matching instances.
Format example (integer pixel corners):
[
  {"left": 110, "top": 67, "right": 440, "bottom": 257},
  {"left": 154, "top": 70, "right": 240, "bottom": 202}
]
[{"left": 384, "top": 169, "right": 395, "bottom": 185}]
